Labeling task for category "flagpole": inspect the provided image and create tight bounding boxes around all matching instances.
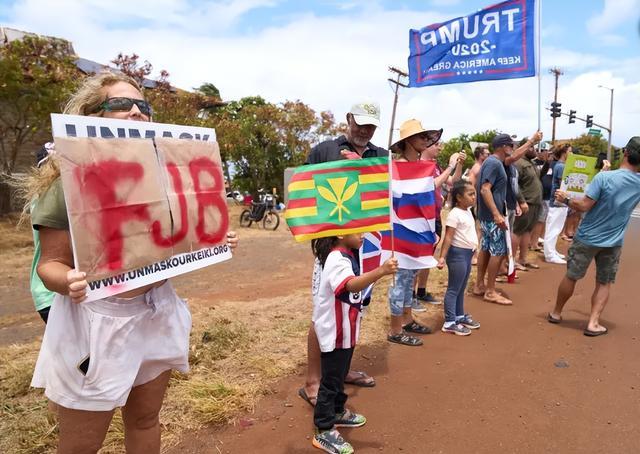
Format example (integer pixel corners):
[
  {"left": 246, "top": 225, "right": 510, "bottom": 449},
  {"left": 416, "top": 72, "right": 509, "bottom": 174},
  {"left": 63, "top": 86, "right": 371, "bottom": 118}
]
[
  {"left": 536, "top": 0, "right": 542, "bottom": 151},
  {"left": 388, "top": 151, "right": 396, "bottom": 286}
]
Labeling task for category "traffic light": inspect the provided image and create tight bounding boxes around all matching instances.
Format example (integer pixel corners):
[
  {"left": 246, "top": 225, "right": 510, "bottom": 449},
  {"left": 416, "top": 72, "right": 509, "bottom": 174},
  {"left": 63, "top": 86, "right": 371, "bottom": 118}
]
[
  {"left": 550, "top": 102, "right": 562, "bottom": 118},
  {"left": 568, "top": 110, "right": 576, "bottom": 124},
  {"left": 585, "top": 115, "right": 593, "bottom": 128}
]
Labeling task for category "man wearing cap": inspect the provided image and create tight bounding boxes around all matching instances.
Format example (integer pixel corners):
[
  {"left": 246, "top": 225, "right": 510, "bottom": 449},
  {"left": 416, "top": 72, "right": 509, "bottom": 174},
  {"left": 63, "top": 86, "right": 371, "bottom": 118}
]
[
  {"left": 472, "top": 133, "right": 517, "bottom": 305},
  {"left": 299, "top": 102, "right": 386, "bottom": 407},
  {"left": 306, "top": 102, "right": 387, "bottom": 163},
  {"left": 548, "top": 137, "right": 640, "bottom": 336}
]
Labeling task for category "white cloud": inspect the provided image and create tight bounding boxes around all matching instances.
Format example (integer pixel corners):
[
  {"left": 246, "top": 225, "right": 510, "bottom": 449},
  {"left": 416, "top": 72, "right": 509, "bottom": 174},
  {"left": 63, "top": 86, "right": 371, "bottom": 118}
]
[
  {"left": 3, "top": 0, "right": 638, "bottom": 148},
  {"left": 587, "top": 0, "right": 640, "bottom": 34}
]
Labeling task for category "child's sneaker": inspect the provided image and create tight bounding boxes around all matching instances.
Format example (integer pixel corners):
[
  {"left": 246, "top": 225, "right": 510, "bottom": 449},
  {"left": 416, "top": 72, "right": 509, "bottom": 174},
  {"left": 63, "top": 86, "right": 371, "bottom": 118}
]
[
  {"left": 441, "top": 323, "right": 471, "bottom": 336},
  {"left": 459, "top": 314, "right": 480, "bottom": 329},
  {"left": 417, "top": 292, "right": 442, "bottom": 305},
  {"left": 334, "top": 409, "right": 367, "bottom": 428},
  {"left": 312, "top": 428, "right": 354, "bottom": 454}
]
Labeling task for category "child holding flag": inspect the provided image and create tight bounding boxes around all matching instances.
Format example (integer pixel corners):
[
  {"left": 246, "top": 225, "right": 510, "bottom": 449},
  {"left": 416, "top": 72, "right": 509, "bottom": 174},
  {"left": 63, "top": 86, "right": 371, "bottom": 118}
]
[
  {"left": 311, "top": 234, "right": 397, "bottom": 454},
  {"left": 437, "top": 180, "right": 481, "bottom": 335}
]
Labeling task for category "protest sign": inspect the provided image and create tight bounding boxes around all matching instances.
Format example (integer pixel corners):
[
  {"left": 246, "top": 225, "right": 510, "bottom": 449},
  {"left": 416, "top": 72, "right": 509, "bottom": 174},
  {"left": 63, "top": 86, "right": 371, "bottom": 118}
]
[
  {"left": 559, "top": 153, "right": 598, "bottom": 198},
  {"left": 408, "top": 0, "right": 537, "bottom": 87},
  {"left": 52, "top": 114, "right": 231, "bottom": 302}
]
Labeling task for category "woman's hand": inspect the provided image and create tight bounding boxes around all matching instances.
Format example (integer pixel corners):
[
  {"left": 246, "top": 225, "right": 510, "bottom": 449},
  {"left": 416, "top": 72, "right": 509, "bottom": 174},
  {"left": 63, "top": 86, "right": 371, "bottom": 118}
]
[
  {"left": 67, "top": 270, "right": 88, "bottom": 304},
  {"left": 437, "top": 257, "right": 445, "bottom": 269},
  {"left": 227, "top": 231, "right": 239, "bottom": 250}
]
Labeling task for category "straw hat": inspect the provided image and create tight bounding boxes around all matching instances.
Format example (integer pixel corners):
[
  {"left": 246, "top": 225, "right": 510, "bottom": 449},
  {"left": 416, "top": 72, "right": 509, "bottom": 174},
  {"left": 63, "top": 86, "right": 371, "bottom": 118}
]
[{"left": 391, "top": 119, "right": 442, "bottom": 150}]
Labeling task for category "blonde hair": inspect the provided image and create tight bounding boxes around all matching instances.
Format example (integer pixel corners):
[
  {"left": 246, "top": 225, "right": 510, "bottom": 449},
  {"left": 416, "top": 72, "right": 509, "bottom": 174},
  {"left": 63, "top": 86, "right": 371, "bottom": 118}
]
[{"left": 17, "top": 72, "right": 144, "bottom": 222}]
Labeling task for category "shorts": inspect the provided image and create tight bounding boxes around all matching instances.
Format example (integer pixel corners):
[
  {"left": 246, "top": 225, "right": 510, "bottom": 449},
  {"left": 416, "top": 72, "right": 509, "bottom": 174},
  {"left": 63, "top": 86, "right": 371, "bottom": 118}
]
[
  {"left": 31, "top": 281, "right": 192, "bottom": 411},
  {"left": 480, "top": 220, "right": 508, "bottom": 257},
  {"left": 388, "top": 268, "right": 418, "bottom": 316},
  {"left": 566, "top": 239, "right": 622, "bottom": 284},
  {"left": 513, "top": 203, "right": 542, "bottom": 235},
  {"left": 538, "top": 200, "right": 550, "bottom": 223}
]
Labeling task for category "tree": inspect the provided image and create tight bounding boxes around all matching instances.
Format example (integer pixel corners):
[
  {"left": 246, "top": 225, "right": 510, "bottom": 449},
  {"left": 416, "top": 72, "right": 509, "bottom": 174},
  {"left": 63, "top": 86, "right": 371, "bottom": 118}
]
[
  {"left": 0, "top": 35, "right": 79, "bottom": 213},
  {"left": 566, "top": 134, "right": 608, "bottom": 157},
  {"left": 440, "top": 130, "right": 498, "bottom": 169},
  {"left": 211, "top": 97, "right": 341, "bottom": 195},
  {"left": 195, "top": 83, "right": 221, "bottom": 100},
  {"left": 0, "top": 36, "right": 78, "bottom": 175}
]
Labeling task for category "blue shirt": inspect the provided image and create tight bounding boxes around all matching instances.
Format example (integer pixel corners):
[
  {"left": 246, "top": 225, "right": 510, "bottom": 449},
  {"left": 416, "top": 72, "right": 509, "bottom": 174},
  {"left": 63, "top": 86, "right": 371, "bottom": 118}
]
[
  {"left": 477, "top": 155, "right": 507, "bottom": 222},
  {"left": 575, "top": 169, "right": 640, "bottom": 247},
  {"left": 549, "top": 161, "right": 565, "bottom": 207}
]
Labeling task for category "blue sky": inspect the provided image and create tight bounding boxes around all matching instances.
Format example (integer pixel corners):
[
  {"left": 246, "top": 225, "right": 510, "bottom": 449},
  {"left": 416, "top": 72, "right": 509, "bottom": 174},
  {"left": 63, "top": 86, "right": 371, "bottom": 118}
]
[{"left": 1, "top": 0, "right": 639, "bottom": 146}]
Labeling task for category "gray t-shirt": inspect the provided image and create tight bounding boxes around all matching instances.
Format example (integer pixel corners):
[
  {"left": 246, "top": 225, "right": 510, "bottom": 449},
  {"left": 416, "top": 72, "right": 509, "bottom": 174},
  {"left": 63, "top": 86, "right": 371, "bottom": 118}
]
[{"left": 477, "top": 155, "right": 507, "bottom": 222}]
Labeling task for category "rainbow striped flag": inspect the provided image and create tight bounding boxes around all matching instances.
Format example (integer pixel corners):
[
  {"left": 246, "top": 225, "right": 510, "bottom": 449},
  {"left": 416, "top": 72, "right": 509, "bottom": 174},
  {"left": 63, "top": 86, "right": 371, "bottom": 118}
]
[{"left": 285, "top": 157, "right": 391, "bottom": 242}]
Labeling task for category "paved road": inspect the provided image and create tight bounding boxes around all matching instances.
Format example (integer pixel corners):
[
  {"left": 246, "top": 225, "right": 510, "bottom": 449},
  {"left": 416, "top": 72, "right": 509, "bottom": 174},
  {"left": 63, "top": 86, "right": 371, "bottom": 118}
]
[{"left": 170, "top": 216, "right": 640, "bottom": 453}]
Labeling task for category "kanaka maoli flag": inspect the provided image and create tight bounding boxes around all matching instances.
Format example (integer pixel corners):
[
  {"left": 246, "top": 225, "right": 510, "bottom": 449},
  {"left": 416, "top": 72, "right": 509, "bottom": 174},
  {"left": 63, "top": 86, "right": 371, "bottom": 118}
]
[
  {"left": 408, "top": 0, "right": 537, "bottom": 87},
  {"left": 285, "top": 157, "right": 391, "bottom": 242},
  {"left": 381, "top": 161, "right": 438, "bottom": 269}
]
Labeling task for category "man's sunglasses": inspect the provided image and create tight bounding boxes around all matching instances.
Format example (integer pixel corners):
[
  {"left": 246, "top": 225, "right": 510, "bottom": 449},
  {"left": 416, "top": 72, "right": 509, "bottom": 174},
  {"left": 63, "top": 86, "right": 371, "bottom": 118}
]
[{"left": 94, "top": 97, "right": 153, "bottom": 116}]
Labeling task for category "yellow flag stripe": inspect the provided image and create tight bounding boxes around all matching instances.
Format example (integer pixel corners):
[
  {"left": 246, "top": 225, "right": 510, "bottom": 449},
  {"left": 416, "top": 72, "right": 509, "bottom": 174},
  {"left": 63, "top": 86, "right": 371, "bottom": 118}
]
[
  {"left": 284, "top": 206, "right": 318, "bottom": 218},
  {"left": 361, "top": 199, "right": 389, "bottom": 210},
  {"left": 293, "top": 223, "right": 391, "bottom": 242},
  {"left": 288, "top": 180, "right": 315, "bottom": 192},
  {"left": 358, "top": 173, "right": 389, "bottom": 184}
]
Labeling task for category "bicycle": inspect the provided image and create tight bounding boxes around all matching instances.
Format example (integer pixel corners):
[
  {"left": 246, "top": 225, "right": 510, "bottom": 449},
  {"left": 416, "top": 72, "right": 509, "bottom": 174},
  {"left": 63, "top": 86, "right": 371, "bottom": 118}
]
[{"left": 239, "top": 189, "right": 280, "bottom": 230}]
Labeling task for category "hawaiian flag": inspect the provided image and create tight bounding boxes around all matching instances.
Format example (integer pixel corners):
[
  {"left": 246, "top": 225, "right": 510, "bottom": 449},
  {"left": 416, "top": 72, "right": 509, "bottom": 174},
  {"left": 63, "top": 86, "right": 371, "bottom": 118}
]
[
  {"left": 285, "top": 157, "right": 391, "bottom": 242},
  {"left": 360, "top": 231, "right": 382, "bottom": 299},
  {"left": 380, "top": 160, "right": 438, "bottom": 269}
]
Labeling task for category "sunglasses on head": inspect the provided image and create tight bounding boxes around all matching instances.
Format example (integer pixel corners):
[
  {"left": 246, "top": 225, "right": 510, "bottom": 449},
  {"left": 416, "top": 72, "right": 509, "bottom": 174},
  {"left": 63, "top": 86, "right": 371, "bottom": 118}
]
[{"left": 94, "top": 97, "right": 153, "bottom": 116}]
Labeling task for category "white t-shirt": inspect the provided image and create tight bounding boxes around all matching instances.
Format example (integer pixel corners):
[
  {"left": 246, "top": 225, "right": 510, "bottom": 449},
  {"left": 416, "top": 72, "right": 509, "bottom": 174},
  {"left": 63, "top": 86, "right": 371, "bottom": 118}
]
[
  {"left": 445, "top": 207, "right": 478, "bottom": 250},
  {"left": 312, "top": 249, "right": 362, "bottom": 353}
]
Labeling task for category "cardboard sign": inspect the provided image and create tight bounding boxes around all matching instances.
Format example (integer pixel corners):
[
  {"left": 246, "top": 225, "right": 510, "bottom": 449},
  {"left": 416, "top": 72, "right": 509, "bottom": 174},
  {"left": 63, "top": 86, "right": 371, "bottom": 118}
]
[
  {"left": 52, "top": 114, "right": 231, "bottom": 302},
  {"left": 560, "top": 152, "right": 597, "bottom": 198}
]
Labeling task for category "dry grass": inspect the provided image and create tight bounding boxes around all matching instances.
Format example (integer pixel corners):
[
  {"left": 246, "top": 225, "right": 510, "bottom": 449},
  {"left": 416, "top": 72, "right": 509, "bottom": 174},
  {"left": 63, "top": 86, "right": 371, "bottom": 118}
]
[{"left": 0, "top": 211, "right": 451, "bottom": 453}]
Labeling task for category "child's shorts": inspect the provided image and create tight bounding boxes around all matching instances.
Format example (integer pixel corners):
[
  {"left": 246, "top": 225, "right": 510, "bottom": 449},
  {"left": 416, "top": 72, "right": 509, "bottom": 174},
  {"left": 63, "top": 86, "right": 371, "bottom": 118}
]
[
  {"left": 388, "top": 268, "right": 418, "bottom": 316},
  {"left": 31, "top": 281, "right": 191, "bottom": 411}
]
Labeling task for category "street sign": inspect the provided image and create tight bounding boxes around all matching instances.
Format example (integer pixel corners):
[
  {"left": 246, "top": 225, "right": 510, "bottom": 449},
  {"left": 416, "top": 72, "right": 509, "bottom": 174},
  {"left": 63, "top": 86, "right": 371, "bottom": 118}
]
[{"left": 588, "top": 128, "right": 602, "bottom": 137}]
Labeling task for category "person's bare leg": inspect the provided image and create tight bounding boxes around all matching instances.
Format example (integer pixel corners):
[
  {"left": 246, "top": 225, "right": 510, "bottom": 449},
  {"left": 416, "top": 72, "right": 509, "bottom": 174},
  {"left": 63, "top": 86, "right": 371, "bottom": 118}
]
[
  {"left": 485, "top": 255, "right": 510, "bottom": 302},
  {"left": 519, "top": 232, "right": 532, "bottom": 264},
  {"left": 390, "top": 315, "right": 404, "bottom": 335},
  {"left": 511, "top": 232, "right": 522, "bottom": 263},
  {"left": 550, "top": 275, "right": 577, "bottom": 319},
  {"left": 402, "top": 307, "right": 414, "bottom": 326},
  {"left": 415, "top": 268, "right": 429, "bottom": 295},
  {"left": 587, "top": 282, "right": 611, "bottom": 332},
  {"left": 473, "top": 250, "right": 489, "bottom": 294},
  {"left": 121, "top": 370, "right": 171, "bottom": 454},
  {"left": 303, "top": 324, "right": 321, "bottom": 400},
  {"left": 530, "top": 222, "right": 544, "bottom": 249},
  {"left": 56, "top": 404, "right": 114, "bottom": 454}
]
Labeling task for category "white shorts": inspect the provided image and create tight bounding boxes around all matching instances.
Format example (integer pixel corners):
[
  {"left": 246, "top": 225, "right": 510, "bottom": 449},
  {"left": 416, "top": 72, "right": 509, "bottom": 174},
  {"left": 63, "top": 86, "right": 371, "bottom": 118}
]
[{"left": 31, "top": 281, "right": 191, "bottom": 411}]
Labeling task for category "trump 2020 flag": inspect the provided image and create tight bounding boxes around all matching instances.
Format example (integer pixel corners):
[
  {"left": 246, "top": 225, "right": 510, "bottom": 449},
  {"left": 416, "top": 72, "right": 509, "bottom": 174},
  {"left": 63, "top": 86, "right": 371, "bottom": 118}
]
[
  {"left": 408, "top": 0, "right": 537, "bottom": 87},
  {"left": 381, "top": 161, "right": 438, "bottom": 269},
  {"left": 285, "top": 157, "right": 390, "bottom": 242}
]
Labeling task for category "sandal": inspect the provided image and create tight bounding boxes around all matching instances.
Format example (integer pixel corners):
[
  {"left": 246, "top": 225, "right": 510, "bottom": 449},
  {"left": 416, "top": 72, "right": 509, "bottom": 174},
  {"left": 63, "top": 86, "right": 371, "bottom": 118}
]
[
  {"left": 387, "top": 333, "right": 423, "bottom": 346},
  {"left": 483, "top": 293, "right": 513, "bottom": 305},
  {"left": 344, "top": 371, "right": 375, "bottom": 387},
  {"left": 403, "top": 321, "right": 432, "bottom": 334},
  {"left": 524, "top": 262, "right": 540, "bottom": 269},
  {"left": 547, "top": 312, "right": 561, "bottom": 324},
  {"left": 297, "top": 387, "right": 317, "bottom": 407},
  {"left": 515, "top": 263, "right": 528, "bottom": 272}
]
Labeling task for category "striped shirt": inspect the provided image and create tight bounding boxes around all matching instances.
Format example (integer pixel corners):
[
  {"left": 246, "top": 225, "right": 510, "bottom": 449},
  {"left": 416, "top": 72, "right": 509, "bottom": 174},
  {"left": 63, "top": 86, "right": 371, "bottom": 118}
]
[{"left": 312, "top": 248, "right": 362, "bottom": 352}]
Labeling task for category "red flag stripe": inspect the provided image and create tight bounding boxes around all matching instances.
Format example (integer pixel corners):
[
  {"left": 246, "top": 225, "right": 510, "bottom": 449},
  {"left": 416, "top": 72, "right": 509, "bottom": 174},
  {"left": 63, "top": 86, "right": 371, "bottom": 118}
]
[
  {"left": 361, "top": 190, "right": 389, "bottom": 201},
  {"left": 290, "top": 164, "right": 388, "bottom": 182},
  {"left": 395, "top": 203, "right": 437, "bottom": 220},
  {"left": 381, "top": 235, "right": 435, "bottom": 257},
  {"left": 289, "top": 215, "right": 390, "bottom": 235},
  {"left": 286, "top": 197, "right": 316, "bottom": 209},
  {"left": 392, "top": 161, "right": 436, "bottom": 179}
]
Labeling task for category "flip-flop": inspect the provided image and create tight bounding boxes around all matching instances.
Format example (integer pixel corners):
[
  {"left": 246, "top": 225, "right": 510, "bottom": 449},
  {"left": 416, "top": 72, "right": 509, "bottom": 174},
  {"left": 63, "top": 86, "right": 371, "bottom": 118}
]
[
  {"left": 524, "top": 262, "right": 540, "bottom": 269},
  {"left": 344, "top": 371, "right": 376, "bottom": 387},
  {"left": 547, "top": 312, "right": 562, "bottom": 324},
  {"left": 515, "top": 263, "right": 528, "bottom": 271},
  {"left": 470, "top": 289, "right": 486, "bottom": 296},
  {"left": 584, "top": 327, "right": 608, "bottom": 337},
  {"left": 483, "top": 294, "right": 513, "bottom": 305},
  {"left": 297, "top": 387, "right": 317, "bottom": 407}
]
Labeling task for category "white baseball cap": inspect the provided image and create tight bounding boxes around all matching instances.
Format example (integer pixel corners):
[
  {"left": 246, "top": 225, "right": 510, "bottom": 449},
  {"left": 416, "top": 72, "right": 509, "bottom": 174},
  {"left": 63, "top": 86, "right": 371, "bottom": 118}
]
[{"left": 349, "top": 101, "right": 380, "bottom": 127}]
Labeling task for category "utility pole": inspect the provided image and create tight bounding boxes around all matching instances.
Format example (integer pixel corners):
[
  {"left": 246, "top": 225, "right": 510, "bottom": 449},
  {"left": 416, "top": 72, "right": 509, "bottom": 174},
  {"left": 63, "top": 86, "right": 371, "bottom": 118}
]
[
  {"left": 549, "top": 67, "right": 563, "bottom": 144},
  {"left": 387, "top": 66, "right": 409, "bottom": 149},
  {"left": 598, "top": 85, "right": 614, "bottom": 162}
]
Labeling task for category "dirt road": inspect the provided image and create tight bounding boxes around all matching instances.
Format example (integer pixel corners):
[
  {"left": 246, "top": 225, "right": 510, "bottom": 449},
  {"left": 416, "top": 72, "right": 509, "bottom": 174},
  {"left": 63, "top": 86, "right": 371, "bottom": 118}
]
[{"left": 169, "top": 218, "right": 640, "bottom": 453}]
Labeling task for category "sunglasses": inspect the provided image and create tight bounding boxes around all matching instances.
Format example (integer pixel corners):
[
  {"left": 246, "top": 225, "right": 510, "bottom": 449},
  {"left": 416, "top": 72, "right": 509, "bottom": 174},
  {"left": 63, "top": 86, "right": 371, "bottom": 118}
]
[
  {"left": 94, "top": 97, "right": 153, "bottom": 116},
  {"left": 418, "top": 129, "right": 443, "bottom": 147}
]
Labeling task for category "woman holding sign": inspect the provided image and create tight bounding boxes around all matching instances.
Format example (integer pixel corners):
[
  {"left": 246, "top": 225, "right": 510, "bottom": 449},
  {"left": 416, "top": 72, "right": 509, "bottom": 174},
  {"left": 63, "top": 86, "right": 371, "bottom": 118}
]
[{"left": 24, "top": 72, "right": 238, "bottom": 454}]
